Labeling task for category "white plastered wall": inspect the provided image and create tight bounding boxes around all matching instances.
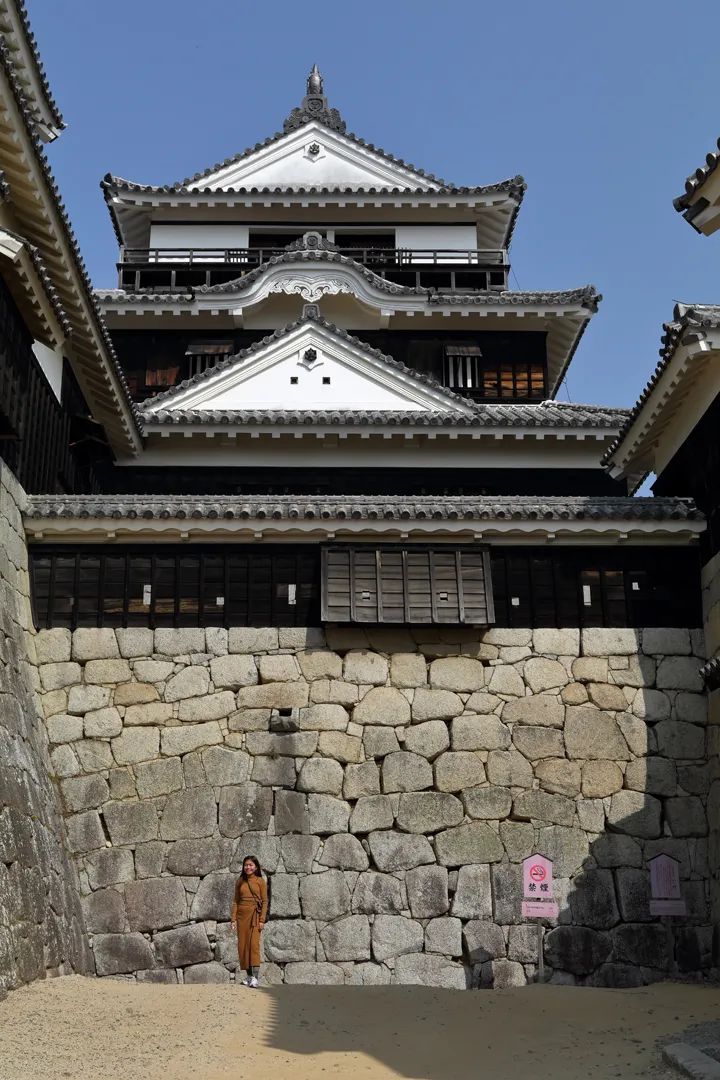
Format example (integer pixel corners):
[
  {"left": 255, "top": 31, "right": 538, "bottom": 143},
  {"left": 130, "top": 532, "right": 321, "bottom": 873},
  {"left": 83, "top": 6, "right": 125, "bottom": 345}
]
[
  {"left": 32, "top": 341, "right": 63, "bottom": 402},
  {"left": 148, "top": 224, "right": 250, "bottom": 253}
]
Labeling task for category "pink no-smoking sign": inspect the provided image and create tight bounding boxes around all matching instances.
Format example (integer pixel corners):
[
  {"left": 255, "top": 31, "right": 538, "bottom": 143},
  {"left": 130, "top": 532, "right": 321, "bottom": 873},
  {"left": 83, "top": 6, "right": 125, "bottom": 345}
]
[{"left": 523, "top": 855, "right": 553, "bottom": 899}]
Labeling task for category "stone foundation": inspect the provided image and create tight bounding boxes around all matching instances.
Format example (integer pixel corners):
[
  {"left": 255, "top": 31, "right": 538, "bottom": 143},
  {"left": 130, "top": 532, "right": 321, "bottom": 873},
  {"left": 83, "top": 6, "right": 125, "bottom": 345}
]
[
  {"left": 0, "top": 464, "right": 90, "bottom": 998},
  {"left": 38, "top": 618, "right": 712, "bottom": 988}
]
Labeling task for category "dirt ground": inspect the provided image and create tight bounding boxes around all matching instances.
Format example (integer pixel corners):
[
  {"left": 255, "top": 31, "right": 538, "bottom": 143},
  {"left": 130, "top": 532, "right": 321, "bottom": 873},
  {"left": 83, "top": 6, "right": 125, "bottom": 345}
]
[{"left": 0, "top": 976, "right": 717, "bottom": 1080}]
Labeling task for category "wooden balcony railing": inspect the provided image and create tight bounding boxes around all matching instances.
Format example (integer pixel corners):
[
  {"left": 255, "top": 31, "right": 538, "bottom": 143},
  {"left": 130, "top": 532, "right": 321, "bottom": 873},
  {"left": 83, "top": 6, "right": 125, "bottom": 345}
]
[{"left": 117, "top": 247, "right": 508, "bottom": 293}]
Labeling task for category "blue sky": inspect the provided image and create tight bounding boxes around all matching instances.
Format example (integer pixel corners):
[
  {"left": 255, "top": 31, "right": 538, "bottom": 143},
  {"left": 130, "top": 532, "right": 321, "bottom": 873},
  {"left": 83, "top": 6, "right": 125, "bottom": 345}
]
[{"left": 31, "top": 0, "right": 720, "bottom": 411}]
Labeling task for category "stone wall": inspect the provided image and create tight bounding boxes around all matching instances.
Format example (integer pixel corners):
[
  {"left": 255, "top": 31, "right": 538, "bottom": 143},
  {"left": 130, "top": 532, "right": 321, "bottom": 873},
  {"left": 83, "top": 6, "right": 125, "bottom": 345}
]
[
  {"left": 37, "top": 618, "right": 712, "bottom": 988},
  {"left": 701, "top": 554, "right": 720, "bottom": 926},
  {"left": 0, "top": 463, "right": 90, "bottom": 999}
]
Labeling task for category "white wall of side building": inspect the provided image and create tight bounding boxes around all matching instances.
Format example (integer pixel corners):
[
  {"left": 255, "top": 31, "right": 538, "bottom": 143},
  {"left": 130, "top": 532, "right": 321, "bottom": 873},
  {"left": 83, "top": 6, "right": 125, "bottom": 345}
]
[
  {"left": 148, "top": 223, "right": 250, "bottom": 251},
  {"left": 394, "top": 224, "right": 479, "bottom": 255},
  {"left": 32, "top": 341, "right": 63, "bottom": 402}
]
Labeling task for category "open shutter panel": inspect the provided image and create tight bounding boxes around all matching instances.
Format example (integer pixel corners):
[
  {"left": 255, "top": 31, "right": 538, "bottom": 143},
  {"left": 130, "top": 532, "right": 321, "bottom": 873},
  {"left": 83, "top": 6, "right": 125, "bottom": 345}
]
[{"left": 321, "top": 546, "right": 495, "bottom": 626}]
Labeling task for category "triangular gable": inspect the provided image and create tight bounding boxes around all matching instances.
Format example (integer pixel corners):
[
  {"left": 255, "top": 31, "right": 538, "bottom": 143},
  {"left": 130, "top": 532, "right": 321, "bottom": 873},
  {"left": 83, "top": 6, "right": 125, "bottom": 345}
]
[
  {"left": 196, "top": 121, "right": 443, "bottom": 193},
  {"left": 143, "top": 315, "right": 475, "bottom": 416}
]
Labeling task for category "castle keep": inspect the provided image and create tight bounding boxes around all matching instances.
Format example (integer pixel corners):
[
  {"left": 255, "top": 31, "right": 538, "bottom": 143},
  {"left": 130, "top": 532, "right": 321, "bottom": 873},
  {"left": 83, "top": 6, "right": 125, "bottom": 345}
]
[{"left": 0, "top": 22, "right": 716, "bottom": 993}]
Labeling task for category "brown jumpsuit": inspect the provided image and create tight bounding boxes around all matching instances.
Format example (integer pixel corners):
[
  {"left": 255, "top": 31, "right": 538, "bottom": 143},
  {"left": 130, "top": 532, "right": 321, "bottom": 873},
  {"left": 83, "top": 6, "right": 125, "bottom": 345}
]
[{"left": 232, "top": 875, "right": 268, "bottom": 970}]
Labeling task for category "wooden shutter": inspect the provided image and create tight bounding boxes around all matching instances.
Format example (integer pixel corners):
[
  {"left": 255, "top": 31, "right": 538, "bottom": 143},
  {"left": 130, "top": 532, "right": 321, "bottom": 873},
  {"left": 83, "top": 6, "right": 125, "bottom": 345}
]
[{"left": 321, "top": 546, "right": 494, "bottom": 626}]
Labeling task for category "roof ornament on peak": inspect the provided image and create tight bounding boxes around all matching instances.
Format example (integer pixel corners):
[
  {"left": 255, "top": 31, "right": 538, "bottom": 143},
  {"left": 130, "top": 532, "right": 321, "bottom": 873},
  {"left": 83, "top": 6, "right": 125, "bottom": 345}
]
[
  {"left": 284, "top": 64, "right": 346, "bottom": 135},
  {"left": 284, "top": 231, "right": 339, "bottom": 253}
]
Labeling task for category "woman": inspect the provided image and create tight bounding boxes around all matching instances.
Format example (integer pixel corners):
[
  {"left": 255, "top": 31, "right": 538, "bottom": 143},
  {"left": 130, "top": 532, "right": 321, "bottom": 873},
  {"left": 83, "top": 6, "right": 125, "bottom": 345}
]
[{"left": 231, "top": 855, "right": 268, "bottom": 988}]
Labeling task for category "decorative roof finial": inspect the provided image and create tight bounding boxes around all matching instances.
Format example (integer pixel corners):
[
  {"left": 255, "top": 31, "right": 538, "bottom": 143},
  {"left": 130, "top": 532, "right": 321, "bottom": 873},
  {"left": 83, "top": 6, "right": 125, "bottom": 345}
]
[{"left": 307, "top": 64, "right": 323, "bottom": 96}]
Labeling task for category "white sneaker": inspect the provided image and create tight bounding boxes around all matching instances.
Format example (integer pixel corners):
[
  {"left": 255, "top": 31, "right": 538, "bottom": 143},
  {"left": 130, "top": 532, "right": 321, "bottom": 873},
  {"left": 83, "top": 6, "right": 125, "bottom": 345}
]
[
  {"left": 249, "top": 976, "right": 260, "bottom": 989},
  {"left": 240, "top": 977, "right": 252, "bottom": 986}
]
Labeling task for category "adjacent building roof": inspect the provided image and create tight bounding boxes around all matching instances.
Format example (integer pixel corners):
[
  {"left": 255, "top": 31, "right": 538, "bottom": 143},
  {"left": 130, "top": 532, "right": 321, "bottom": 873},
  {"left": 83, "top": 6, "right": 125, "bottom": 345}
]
[
  {"left": 0, "top": 39, "right": 143, "bottom": 456},
  {"left": 0, "top": 0, "right": 64, "bottom": 139},
  {"left": 603, "top": 303, "right": 720, "bottom": 486},
  {"left": 24, "top": 493, "right": 704, "bottom": 546},
  {"left": 673, "top": 136, "right": 720, "bottom": 234},
  {"left": 0, "top": 224, "right": 71, "bottom": 337}
]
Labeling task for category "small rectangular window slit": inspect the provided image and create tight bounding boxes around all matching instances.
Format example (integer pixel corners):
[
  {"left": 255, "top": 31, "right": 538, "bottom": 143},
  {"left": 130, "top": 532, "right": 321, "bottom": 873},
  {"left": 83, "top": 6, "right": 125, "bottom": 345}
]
[
  {"left": 583, "top": 585, "right": 592, "bottom": 606},
  {"left": 322, "top": 377, "right": 331, "bottom": 384},
  {"left": 288, "top": 584, "right": 297, "bottom": 606},
  {"left": 290, "top": 376, "right": 298, "bottom": 384},
  {"left": 142, "top": 584, "right": 152, "bottom": 606}
]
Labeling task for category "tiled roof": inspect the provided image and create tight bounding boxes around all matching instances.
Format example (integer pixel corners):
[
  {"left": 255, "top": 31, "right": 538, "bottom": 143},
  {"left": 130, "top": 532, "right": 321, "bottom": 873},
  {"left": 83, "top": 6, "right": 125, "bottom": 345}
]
[
  {"left": 673, "top": 137, "right": 720, "bottom": 212},
  {"left": 141, "top": 403, "right": 630, "bottom": 430},
  {"left": 141, "top": 307, "right": 473, "bottom": 410},
  {"left": 0, "top": 41, "right": 143, "bottom": 445},
  {"left": 0, "top": 0, "right": 64, "bottom": 130},
  {"left": 428, "top": 285, "right": 601, "bottom": 311},
  {"left": 25, "top": 493, "right": 701, "bottom": 524},
  {"left": 602, "top": 303, "right": 720, "bottom": 466},
  {"left": 0, "top": 225, "right": 71, "bottom": 334}
]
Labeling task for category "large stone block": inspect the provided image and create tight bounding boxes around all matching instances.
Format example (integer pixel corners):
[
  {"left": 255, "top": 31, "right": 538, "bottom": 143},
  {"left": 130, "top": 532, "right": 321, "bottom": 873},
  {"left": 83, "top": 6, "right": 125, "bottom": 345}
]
[
  {"left": 352, "top": 872, "right": 404, "bottom": 915},
  {"left": 486, "top": 749, "right": 533, "bottom": 788},
  {"left": 209, "top": 653, "right": 258, "bottom": 689},
  {"left": 135, "top": 758, "right": 183, "bottom": 798},
  {"left": 614, "top": 868, "right": 652, "bottom": 922},
  {"left": 343, "top": 761, "right": 381, "bottom": 800},
  {"left": 606, "top": 791, "right": 662, "bottom": 838},
  {"left": 393, "top": 953, "right": 467, "bottom": 989},
  {"left": 298, "top": 703, "right": 349, "bottom": 731},
  {"left": 39, "top": 662, "right": 81, "bottom": 692},
  {"left": 363, "top": 726, "right": 400, "bottom": 758},
  {"left": 654, "top": 720, "right": 705, "bottom": 760},
  {"left": 464, "top": 692, "right": 504, "bottom": 714},
  {"left": 36, "top": 628, "right": 71, "bottom": 664},
  {"left": 65, "top": 810, "right": 105, "bottom": 853},
  {"left": 154, "top": 628, "right": 205, "bottom": 656},
  {"left": 343, "top": 651, "right": 389, "bottom": 686},
  {"left": 436, "top": 822, "right": 503, "bottom": 866},
  {"left": 308, "top": 794, "right": 350, "bottom": 834},
  {"left": 160, "top": 722, "right": 223, "bottom": 756},
  {"left": 72, "top": 628, "right": 120, "bottom": 661},
  {"left": 300, "top": 869, "right": 351, "bottom": 920},
  {"left": 112, "top": 728, "right": 160, "bottom": 767},
  {"left": 134, "top": 660, "right": 174, "bottom": 682},
  {"left": 564, "top": 708, "right": 630, "bottom": 760},
  {"left": 587, "top": 683, "right": 628, "bottom": 711},
  {"left": 319, "top": 833, "right": 369, "bottom": 871},
  {"left": 395, "top": 791, "right": 462, "bottom": 834},
  {"left": 320, "top": 914, "right": 371, "bottom": 962},
  {"left": 642, "top": 628, "right": 691, "bottom": 655},
  {"left": 412, "top": 689, "right": 463, "bottom": 721},
  {"left": 123, "top": 702, "right": 173, "bottom": 727},
  {"left": 382, "top": 751, "right": 433, "bottom": 793},
  {"left": 631, "top": 689, "right": 671, "bottom": 721},
  {"left": 160, "top": 787, "right": 217, "bottom": 841},
  {"left": 93, "top": 933, "right": 153, "bottom": 976},
  {"left": 317, "top": 731, "right": 363, "bottom": 764},
  {"left": 269, "top": 873, "right": 301, "bottom": 917},
  {"left": 165, "top": 838, "right": 230, "bottom": 876},
  {"left": 85, "top": 848, "right": 135, "bottom": 890},
  {"left": 202, "top": 745, "right": 251, "bottom": 786},
  {"left": 535, "top": 759, "right": 581, "bottom": 797},
  {"left": 85, "top": 659, "right": 132, "bottom": 685},
  {"left": 46, "top": 712, "right": 83, "bottom": 744},
  {"left": 163, "top": 666, "right": 210, "bottom": 703},
  {"left": 61, "top": 774, "right": 109, "bottom": 813},
  {"left": 50, "top": 744, "right": 79, "bottom": 778},
  {"left": 568, "top": 869, "right": 620, "bottom": 930},
  {"left": 611, "top": 923, "right": 670, "bottom": 969},
  {"left": 263, "top": 919, "right": 317, "bottom": 963},
  {"left": 581, "top": 628, "right": 639, "bottom": 656},
  {"left": 274, "top": 790, "right": 307, "bottom": 835},
  {"left": 125, "top": 876, "right": 187, "bottom": 931},
  {"left": 134, "top": 841, "right": 166, "bottom": 879},
  {"left": 434, "top": 750, "right": 485, "bottom": 792},
  {"left": 116, "top": 627, "right": 154, "bottom": 658},
  {"left": 523, "top": 657, "right": 567, "bottom": 693},
  {"left": 251, "top": 756, "right": 297, "bottom": 788},
  {"left": 624, "top": 757, "right": 676, "bottom": 796},
  {"left": 581, "top": 760, "right": 623, "bottom": 798},
  {"left": 68, "top": 685, "right": 112, "bottom": 715},
  {"left": 228, "top": 627, "right": 278, "bottom": 653},
  {"left": 390, "top": 653, "right": 427, "bottom": 688},
  {"left": 232, "top": 833, "right": 280, "bottom": 874},
  {"left": 353, "top": 687, "right": 410, "bottom": 727},
  {"left": 464, "top": 920, "right": 505, "bottom": 964},
  {"left": 284, "top": 962, "right": 344, "bottom": 984},
  {"left": 401, "top": 721, "right": 450, "bottom": 761},
  {"left": 178, "top": 692, "right": 237, "bottom": 723},
  {"left": 544, "top": 925, "right": 611, "bottom": 975},
  {"left": 532, "top": 628, "right": 580, "bottom": 656},
  {"left": 103, "top": 800, "right": 158, "bottom": 845},
  {"left": 368, "top": 830, "right": 435, "bottom": 872},
  {"left": 675, "top": 693, "right": 707, "bottom": 726},
  {"left": 84, "top": 707, "right": 123, "bottom": 739},
  {"left": 83, "top": 888, "right": 127, "bottom": 934},
  {"left": 425, "top": 917, "right": 462, "bottom": 957},
  {"left": 184, "top": 962, "right": 231, "bottom": 984},
  {"left": 451, "top": 714, "right": 510, "bottom": 751},
  {"left": 503, "top": 696, "right": 565, "bottom": 728},
  {"left": 512, "top": 789, "right": 574, "bottom": 827},
  {"left": 297, "top": 757, "right": 344, "bottom": 795},
  {"left": 656, "top": 656, "right": 703, "bottom": 692},
  {"left": 349, "top": 794, "right": 395, "bottom": 834},
  {"left": 309, "top": 681, "right": 359, "bottom": 706},
  {"left": 592, "top": 833, "right": 642, "bottom": 869},
  {"left": 219, "top": 783, "right": 273, "bottom": 837},
  {"left": 452, "top": 864, "right": 492, "bottom": 919},
  {"left": 236, "top": 682, "right": 309, "bottom": 710},
  {"left": 371, "top": 915, "right": 424, "bottom": 962},
  {"left": 155, "top": 924, "right": 213, "bottom": 968},
  {"left": 258, "top": 654, "right": 301, "bottom": 683},
  {"left": 665, "top": 796, "right": 708, "bottom": 837},
  {"left": 280, "top": 834, "right": 320, "bottom": 873},
  {"left": 189, "top": 872, "right": 236, "bottom": 921},
  {"left": 487, "top": 666, "right": 525, "bottom": 697},
  {"left": 406, "top": 865, "right": 449, "bottom": 918},
  {"left": 512, "top": 726, "right": 564, "bottom": 760},
  {"left": 296, "top": 650, "right": 343, "bottom": 681},
  {"left": 537, "top": 825, "right": 589, "bottom": 877},
  {"left": 429, "top": 656, "right": 485, "bottom": 692},
  {"left": 461, "top": 786, "right": 512, "bottom": 820}
]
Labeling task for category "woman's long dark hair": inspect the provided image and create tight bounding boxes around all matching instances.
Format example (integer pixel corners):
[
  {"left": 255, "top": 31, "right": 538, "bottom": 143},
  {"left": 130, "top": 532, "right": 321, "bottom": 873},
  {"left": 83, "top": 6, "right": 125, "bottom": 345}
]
[{"left": 240, "top": 854, "right": 263, "bottom": 882}]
